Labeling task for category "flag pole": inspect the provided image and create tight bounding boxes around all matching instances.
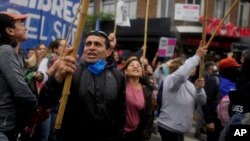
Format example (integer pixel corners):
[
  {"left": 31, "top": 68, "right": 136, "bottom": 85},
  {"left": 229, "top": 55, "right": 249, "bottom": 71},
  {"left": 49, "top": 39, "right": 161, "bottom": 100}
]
[
  {"left": 55, "top": 0, "right": 91, "bottom": 130},
  {"left": 59, "top": 0, "right": 84, "bottom": 57},
  {"left": 199, "top": 0, "right": 239, "bottom": 78},
  {"left": 142, "top": 0, "right": 150, "bottom": 67},
  {"left": 198, "top": 0, "right": 208, "bottom": 79}
]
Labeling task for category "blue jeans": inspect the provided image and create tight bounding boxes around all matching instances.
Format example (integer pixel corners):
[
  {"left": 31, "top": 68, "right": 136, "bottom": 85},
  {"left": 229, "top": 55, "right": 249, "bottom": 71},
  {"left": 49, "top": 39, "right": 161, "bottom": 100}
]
[
  {"left": 36, "top": 114, "right": 51, "bottom": 141},
  {"left": 48, "top": 106, "right": 58, "bottom": 141},
  {"left": 0, "top": 132, "right": 9, "bottom": 141}
]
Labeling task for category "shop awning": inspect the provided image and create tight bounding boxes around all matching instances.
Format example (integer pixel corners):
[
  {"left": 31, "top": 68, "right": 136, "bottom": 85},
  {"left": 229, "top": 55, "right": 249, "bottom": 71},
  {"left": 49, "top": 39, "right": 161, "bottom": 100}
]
[
  {"left": 176, "top": 26, "right": 203, "bottom": 33},
  {"left": 100, "top": 18, "right": 172, "bottom": 43}
]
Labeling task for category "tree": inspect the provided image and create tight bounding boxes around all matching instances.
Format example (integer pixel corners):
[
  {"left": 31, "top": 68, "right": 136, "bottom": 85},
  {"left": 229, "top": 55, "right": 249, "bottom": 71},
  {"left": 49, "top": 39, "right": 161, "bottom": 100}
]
[{"left": 84, "top": 12, "right": 114, "bottom": 33}]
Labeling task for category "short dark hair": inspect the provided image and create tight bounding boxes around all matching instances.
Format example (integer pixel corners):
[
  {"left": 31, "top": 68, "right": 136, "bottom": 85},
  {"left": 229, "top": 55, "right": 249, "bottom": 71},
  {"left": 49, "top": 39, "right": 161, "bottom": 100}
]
[
  {"left": 0, "top": 12, "right": 27, "bottom": 47},
  {"left": 205, "top": 61, "right": 215, "bottom": 70},
  {"left": 122, "top": 56, "right": 141, "bottom": 70},
  {"left": 85, "top": 30, "right": 110, "bottom": 49},
  {"left": 0, "top": 16, "right": 16, "bottom": 47}
]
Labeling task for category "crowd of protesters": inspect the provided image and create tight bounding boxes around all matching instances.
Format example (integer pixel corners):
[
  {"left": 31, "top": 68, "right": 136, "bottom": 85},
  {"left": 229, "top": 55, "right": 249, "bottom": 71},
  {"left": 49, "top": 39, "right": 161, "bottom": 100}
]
[{"left": 1, "top": 11, "right": 250, "bottom": 141}]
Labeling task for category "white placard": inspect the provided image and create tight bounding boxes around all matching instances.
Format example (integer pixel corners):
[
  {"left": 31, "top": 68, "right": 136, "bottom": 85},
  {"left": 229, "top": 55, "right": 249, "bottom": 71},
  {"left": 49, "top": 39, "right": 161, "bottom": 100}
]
[
  {"left": 174, "top": 3, "right": 200, "bottom": 22},
  {"left": 157, "top": 37, "right": 177, "bottom": 57}
]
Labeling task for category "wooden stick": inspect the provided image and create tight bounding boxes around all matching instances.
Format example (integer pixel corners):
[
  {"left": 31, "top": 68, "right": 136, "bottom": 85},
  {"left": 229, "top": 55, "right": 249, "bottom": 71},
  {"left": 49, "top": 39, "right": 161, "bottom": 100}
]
[
  {"left": 198, "top": 0, "right": 208, "bottom": 79},
  {"left": 114, "top": 25, "right": 117, "bottom": 35},
  {"left": 113, "top": 0, "right": 118, "bottom": 35},
  {"left": 151, "top": 52, "right": 158, "bottom": 67},
  {"left": 60, "top": 0, "right": 84, "bottom": 57},
  {"left": 55, "top": 0, "right": 91, "bottom": 130},
  {"left": 205, "top": 0, "right": 239, "bottom": 47},
  {"left": 142, "top": 0, "right": 150, "bottom": 71}
]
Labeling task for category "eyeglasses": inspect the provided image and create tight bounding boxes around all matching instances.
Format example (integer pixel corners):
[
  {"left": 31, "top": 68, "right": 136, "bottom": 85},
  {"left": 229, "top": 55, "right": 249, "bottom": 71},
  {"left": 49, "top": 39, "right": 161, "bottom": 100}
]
[
  {"left": 242, "top": 50, "right": 248, "bottom": 58},
  {"left": 86, "top": 30, "right": 109, "bottom": 38}
]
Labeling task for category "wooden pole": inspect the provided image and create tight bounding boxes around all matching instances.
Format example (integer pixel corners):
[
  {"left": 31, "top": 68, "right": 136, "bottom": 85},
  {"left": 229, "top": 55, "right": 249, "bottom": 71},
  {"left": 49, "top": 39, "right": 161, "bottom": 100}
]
[
  {"left": 142, "top": 0, "right": 150, "bottom": 68},
  {"left": 151, "top": 52, "right": 158, "bottom": 67},
  {"left": 205, "top": 0, "right": 239, "bottom": 48},
  {"left": 198, "top": 0, "right": 208, "bottom": 79},
  {"left": 55, "top": 0, "right": 91, "bottom": 130},
  {"left": 60, "top": 0, "right": 84, "bottom": 57},
  {"left": 113, "top": 0, "right": 118, "bottom": 35},
  {"left": 114, "top": 25, "right": 117, "bottom": 35}
]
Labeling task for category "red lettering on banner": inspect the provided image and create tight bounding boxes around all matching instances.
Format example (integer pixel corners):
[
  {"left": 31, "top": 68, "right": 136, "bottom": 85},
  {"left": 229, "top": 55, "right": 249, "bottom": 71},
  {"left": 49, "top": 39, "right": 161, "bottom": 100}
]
[
  {"left": 200, "top": 16, "right": 250, "bottom": 38},
  {"left": 183, "top": 5, "right": 199, "bottom": 9},
  {"left": 184, "top": 38, "right": 232, "bottom": 48}
]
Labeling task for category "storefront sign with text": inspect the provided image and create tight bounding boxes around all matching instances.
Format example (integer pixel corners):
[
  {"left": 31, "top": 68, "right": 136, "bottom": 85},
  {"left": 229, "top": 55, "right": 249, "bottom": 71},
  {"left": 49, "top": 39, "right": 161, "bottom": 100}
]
[
  {"left": 199, "top": 16, "right": 250, "bottom": 38},
  {"left": 184, "top": 38, "right": 233, "bottom": 49}
]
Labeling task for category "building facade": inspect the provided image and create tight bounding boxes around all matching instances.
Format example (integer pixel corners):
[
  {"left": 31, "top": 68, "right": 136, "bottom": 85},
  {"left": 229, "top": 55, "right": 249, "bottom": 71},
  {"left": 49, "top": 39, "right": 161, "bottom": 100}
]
[
  {"left": 89, "top": 0, "right": 250, "bottom": 27},
  {"left": 88, "top": 0, "right": 250, "bottom": 61}
]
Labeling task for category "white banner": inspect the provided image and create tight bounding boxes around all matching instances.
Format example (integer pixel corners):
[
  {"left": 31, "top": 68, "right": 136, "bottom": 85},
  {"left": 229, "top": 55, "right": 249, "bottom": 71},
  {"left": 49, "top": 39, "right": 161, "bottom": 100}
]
[
  {"left": 115, "top": 0, "right": 130, "bottom": 27},
  {"left": 174, "top": 3, "right": 200, "bottom": 22}
]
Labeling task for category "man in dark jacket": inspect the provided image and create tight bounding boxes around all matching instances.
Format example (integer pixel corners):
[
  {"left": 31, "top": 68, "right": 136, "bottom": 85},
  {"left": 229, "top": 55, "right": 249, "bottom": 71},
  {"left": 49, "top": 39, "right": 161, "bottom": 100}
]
[
  {"left": 0, "top": 12, "right": 38, "bottom": 141},
  {"left": 39, "top": 30, "right": 126, "bottom": 141},
  {"left": 202, "top": 61, "right": 222, "bottom": 141}
]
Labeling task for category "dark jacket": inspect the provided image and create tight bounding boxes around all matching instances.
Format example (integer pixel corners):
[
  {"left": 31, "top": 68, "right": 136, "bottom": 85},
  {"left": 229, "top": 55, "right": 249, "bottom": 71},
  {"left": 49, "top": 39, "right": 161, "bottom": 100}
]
[
  {"left": 137, "top": 85, "right": 154, "bottom": 141},
  {"left": 202, "top": 71, "right": 220, "bottom": 124},
  {"left": 0, "top": 45, "right": 38, "bottom": 132},
  {"left": 39, "top": 61, "right": 126, "bottom": 141},
  {"left": 228, "top": 82, "right": 250, "bottom": 116}
]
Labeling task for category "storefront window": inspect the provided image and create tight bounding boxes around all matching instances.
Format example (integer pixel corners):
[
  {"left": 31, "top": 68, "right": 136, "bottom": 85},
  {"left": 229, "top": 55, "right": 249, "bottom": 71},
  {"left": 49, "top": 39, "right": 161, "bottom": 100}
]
[
  {"left": 157, "top": 0, "right": 170, "bottom": 18},
  {"left": 124, "top": 0, "right": 137, "bottom": 19},
  {"left": 186, "top": 0, "right": 203, "bottom": 16},
  {"left": 214, "top": 0, "right": 231, "bottom": 22},
  {"left": 88, "top": 1, "right": 94, "bottom": 15},
  {"left": 237, "top": 2, "right": 249, "bottom": 27},
  {"left": 103, "top": 0, "right": 115, "bottom": 14},
  {"left": 186, "top": 0, "right": 201, "bottom": 5}
]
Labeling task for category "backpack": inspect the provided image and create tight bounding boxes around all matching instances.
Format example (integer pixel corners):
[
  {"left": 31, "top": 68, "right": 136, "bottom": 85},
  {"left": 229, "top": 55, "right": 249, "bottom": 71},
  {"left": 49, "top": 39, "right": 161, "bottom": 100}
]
[{"left": 217, "top": 95, "right": 230, "bottom": 126}]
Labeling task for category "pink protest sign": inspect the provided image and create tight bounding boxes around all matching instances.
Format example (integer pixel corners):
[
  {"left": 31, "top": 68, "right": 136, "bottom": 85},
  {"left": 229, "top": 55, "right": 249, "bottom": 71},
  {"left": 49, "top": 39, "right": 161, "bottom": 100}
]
[{"left": 157, "top": 37, "right": 177, "bottom": 57}]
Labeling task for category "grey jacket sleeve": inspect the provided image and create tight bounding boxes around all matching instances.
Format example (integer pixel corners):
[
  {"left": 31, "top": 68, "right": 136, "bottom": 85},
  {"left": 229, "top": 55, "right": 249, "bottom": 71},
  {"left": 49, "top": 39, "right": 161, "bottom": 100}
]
[
  {"left": 0, "top": 46, "right": 38, "bottom": 111},
  {"left": 196, "top": 88, "right": 207, "bottom": 105},
  {"left": 167, "top": 55, "right": 200, "bottom": 90}
]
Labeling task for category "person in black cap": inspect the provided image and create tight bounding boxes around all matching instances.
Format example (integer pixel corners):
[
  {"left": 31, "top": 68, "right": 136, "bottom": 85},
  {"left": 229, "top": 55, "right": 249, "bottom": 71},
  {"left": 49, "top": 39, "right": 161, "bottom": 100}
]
[{"left": 0, "top": 12, "right": 38, "bottom": 141}]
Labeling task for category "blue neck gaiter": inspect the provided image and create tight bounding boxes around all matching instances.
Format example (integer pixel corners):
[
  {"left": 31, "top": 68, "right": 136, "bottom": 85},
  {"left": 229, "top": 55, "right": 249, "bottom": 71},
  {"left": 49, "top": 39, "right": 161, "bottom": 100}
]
[{"left": 87, "top": 59, "right": 107, "bottom": 75}]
